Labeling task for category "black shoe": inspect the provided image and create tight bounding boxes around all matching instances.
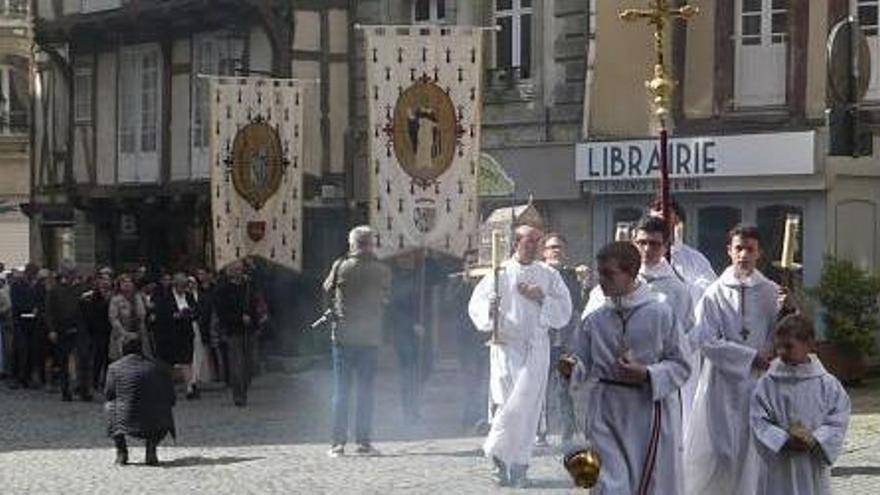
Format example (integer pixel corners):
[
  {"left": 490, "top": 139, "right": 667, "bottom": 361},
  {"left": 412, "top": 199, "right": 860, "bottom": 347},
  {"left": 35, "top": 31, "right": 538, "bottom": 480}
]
[
  {"left": 145, "top": 445, "right": 159, "bottom": 466},
  {"left": 61, "top": 390, "right": 73, "bottom": 402},
  {"left": 115, "top": 449, "right": 129, "bottom": 466},
  {"left": 354, "top": 443, "right": 380, "bottom": 456},
  {"left": 185, "top": 384, "right": 200, "bottom": 400},
  {"left": 491, "top": 456, "right": 509, "bottom": 486}
]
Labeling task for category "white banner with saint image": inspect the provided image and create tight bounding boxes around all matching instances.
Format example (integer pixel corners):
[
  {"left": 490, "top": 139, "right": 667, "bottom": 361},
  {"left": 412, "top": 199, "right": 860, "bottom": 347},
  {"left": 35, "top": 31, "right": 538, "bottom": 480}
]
[{"left": 364, "top": 25, "right": 484, "bottom": 258}]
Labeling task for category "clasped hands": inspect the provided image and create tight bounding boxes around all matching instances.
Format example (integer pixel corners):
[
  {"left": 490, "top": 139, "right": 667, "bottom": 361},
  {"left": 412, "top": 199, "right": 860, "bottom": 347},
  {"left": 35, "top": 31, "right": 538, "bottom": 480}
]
[
  {"left": 517, "top": 282, "right": 544, "bottom": 305},
  {"left": 786, "top": 422, "right": 817, "bottom": 452},
  {"left": 616, "top": 351, "right": 649, "bottom": 383}
]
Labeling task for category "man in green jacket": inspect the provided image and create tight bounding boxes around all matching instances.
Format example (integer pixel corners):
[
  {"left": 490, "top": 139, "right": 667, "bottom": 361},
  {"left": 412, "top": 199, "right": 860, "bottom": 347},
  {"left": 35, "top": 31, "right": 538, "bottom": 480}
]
[{"left": 323, "top": 225, "right": 391, "bottom": 457}]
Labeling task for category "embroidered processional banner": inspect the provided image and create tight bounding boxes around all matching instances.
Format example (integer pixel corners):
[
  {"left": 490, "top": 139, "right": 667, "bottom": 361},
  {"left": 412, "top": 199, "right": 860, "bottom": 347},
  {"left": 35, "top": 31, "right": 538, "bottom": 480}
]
[
  {"left": 363, "top": 26, "right": 484, "bottom": 258},
  {"left": 209, "top": 77, "right": 303, "bottom": 271}
]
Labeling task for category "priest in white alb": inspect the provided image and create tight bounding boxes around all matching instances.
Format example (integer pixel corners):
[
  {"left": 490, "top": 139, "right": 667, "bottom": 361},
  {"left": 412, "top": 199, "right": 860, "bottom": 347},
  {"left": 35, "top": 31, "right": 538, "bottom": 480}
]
[
  {"left": 468, "top": 225, "right": 572, "bottom": 488},
  {"left": 571, "top": 241, "right": 691, "bottom": 495},
  {"left": 685, "top": 224, "right": 791, "bottom": 495}
]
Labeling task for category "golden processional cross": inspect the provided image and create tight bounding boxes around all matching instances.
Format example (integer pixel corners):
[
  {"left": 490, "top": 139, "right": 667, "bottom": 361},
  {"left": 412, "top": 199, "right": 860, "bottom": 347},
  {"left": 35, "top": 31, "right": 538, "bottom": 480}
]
[{"left": 619, "top": 0, "right": 699, "bottom": 235}]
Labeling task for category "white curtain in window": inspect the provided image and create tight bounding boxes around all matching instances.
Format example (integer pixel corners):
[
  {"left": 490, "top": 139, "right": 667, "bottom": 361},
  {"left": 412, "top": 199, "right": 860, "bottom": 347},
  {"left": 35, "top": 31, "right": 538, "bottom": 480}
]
[
  {"left": 118, "top": 45, "right": 160, "bottom": 183},
  {"left": 734, "top": 0, "right": 787, "bottom": 107}
]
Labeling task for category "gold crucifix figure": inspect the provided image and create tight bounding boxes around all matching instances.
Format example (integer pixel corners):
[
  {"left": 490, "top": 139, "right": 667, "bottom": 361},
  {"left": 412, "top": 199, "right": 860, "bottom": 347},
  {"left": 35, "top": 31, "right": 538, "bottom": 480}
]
[{"left": 620, "top": 0, "right": 699, "bottom": 126}]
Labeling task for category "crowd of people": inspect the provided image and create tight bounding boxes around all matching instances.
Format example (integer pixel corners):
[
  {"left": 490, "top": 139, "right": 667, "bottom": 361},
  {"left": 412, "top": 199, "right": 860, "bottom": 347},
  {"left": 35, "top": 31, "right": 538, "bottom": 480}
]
[
  {"left": 462, "top": 199, "right": 852, "bottom": 494},
  {"left": 0, "top": 259, "right": 268, "bottom": 406}
]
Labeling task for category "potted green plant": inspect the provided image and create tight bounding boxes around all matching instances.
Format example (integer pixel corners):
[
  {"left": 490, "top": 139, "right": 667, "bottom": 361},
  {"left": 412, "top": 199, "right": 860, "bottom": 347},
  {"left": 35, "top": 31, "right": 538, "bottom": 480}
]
[{"left": 809, "top": 255, "right": 880, "bottom": 384}]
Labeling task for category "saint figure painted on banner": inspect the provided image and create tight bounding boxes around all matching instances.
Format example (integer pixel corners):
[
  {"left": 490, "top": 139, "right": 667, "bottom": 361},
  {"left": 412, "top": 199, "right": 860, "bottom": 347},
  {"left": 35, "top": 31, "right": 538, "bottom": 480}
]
[{"left": 407, "top": 107, "right": 440, "bottom": 171}]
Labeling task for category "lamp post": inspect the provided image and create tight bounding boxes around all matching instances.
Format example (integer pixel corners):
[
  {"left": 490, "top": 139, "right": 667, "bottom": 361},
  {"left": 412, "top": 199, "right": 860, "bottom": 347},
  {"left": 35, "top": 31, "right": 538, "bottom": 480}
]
[{"left": 619, "top": 0, "right": 699, "bottom": 236}]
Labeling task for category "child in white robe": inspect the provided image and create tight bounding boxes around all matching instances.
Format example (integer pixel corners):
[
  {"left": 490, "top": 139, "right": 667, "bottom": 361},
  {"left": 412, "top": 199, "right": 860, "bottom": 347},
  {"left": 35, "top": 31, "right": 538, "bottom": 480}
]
[
  {"left": 750, "top": 314, "right": 850, "bottom": 495},
  {"left": 572, "top": 241, "right": 690, "bottom": 495}
]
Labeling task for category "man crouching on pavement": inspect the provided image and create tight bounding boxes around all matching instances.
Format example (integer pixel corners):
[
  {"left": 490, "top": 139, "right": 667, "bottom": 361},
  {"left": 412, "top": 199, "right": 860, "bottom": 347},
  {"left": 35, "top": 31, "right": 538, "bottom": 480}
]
[
  {"left": 105, "top": 335, "right": 176, "bottom": 466},
  {"left": 323, "top": 225, "right": 391, "bottom": 457}
]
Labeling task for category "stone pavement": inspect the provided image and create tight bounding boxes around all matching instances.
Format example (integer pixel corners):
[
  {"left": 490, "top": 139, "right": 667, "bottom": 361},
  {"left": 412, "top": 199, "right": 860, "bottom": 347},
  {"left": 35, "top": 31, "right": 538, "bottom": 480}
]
[{"left": 0, "top": 359, "right": 878, "bottom": 494}]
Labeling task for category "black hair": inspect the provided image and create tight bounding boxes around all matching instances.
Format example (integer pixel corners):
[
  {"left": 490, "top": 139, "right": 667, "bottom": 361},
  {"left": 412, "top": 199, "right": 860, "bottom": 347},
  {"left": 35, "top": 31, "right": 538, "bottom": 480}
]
[
  {"left": 635, "top": 216, "right": 670, "bottom": 243},
  {"left": 648, "top": 198, "right": 686, "bottom": 224},
  {"left": 596, "top": 241, "right": 641, "bottom": 277},
  {"left": 726, "top": 223, "right": 761, "bottom": 246},
  {"left": 775, "top": 314, "right": 815, "bottom": 342},
  {"left": 544, "top": 232, "right": 567, "bottom": 246},
  {"left": 122, "top": 336, "right": 143, "bottom": 356}
]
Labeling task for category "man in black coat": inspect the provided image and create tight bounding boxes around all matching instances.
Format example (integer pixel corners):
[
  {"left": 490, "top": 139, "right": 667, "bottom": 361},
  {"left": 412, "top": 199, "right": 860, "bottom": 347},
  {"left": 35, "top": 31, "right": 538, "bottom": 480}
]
[
  {"left": 214, "top": 261, "right": 261, "bottom": 407},
  {"left": 45, "top": 262, "right": 89, "bottom": 401},
  {"left": 9, "top": 263, "right": 39, "bottom": 389},
  {"left": 82, "top": 274, "right": 113, "bottom": 391},
  {"left": 105, "top": 335, "right": 176, "bottom": 466}
]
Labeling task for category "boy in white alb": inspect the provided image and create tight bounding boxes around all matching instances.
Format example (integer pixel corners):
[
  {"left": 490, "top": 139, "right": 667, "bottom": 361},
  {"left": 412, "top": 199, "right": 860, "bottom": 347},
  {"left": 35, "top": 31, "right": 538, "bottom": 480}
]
[
  {"left": 572, "top": 241, "right": 690, "bottom": 495},
  {"left": 685, "top": 224, "right": 791, "bottom": 495},
  {"left": 750, "top": 314, "right": 850, "bottom": 495}
]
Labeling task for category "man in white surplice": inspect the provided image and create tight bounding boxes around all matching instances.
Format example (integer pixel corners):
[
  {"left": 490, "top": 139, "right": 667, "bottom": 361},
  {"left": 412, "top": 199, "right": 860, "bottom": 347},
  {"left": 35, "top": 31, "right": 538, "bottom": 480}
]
[
  {"left": 685, "top": 224, "right": 789, "bottom": 495},
  {"left": 468, "top": 225, "right": 572, "bottom": 488},
  {"left": 571, "top": 241, "right": 691, "bottom": 495}
]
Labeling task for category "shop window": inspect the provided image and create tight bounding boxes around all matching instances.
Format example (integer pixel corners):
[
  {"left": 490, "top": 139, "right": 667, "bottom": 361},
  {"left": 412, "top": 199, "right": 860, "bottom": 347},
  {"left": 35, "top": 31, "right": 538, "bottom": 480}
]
[
  {"left": 698, "top": 206, "right": 742, "bottom": 274},
  {"left": 734, "top": 0, "right": 787, "bottom": 107},
  {"left": 494, "top": 0, "right": 532, "bottom": 81},
  {"left": 412, "top": 0, "right": 446, "bottom": 24},
  {"left": 756, "top": 204, "right": 803, "bottom": 282},
  {"left": 612, "top": 207, "right": 642, "bottom": 241}
]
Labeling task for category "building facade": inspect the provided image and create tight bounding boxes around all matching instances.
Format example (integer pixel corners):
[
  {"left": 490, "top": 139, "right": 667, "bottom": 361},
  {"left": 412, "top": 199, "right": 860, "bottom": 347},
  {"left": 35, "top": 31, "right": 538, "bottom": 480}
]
[
  {"left": 0, "top": 0, "right": 31, "bottom": 267},
  {"left": 579, "top": 0, "right": 880, "bottom": 291},
  {"left": 29, "top": 0, "right": 880, "bottom": 290},
  {"left": 30, "top": 0, "right": 352, "bottom": 279}
]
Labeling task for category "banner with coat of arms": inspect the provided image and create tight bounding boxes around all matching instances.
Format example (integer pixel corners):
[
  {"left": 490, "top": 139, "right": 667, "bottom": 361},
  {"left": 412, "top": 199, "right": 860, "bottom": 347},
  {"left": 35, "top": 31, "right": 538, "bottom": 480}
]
[
  {"left": 210, "top": 77, "right": 303, "bottom": 271},
  {"left": 364, "top": 26, "right": 483, "bottom": 258}
]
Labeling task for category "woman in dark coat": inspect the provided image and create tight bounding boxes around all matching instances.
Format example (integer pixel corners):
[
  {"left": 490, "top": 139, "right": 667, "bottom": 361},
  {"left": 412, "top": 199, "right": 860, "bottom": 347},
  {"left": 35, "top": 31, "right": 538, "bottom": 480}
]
[
  {"left": 105, "top": 336, "right": 176, "bottom": 466},
  {"left": 153, "top": 273, "right": 199, "bottom": 397}
]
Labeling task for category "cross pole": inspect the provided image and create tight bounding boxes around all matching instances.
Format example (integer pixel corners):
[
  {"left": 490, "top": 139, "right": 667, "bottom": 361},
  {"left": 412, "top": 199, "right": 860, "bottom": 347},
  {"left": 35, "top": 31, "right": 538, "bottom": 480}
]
[{"left": 620, "top": 0, "right": 699, "bottom": 239}]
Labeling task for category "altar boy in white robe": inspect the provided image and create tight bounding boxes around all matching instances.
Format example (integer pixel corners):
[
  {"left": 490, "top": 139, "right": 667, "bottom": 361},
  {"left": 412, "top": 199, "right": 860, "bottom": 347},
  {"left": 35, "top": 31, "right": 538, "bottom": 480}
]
[
  {"left": 468, "top": 225, "right": 572, "bottom": 488},
  {"left": 750, "top": 314, "right": 850, "bottom": 495},
  {"left": 685, "top": 224, "right": 792, "bottom": 495},
  {"left": 572, "top": 241, "right": 691, "bottom": 495}
]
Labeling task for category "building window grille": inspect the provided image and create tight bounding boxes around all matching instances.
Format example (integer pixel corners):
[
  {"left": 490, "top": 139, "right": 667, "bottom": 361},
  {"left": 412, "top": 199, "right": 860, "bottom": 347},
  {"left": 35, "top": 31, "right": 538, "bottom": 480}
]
[
  {"left": 494, "top": 0, "right": 532, "bottom": 80},
  {"left": 412, "top": 0, "right": 446, "bottom": 24},
  {"left": 74, "top": 67, "right": 93, "bottom": 124}
]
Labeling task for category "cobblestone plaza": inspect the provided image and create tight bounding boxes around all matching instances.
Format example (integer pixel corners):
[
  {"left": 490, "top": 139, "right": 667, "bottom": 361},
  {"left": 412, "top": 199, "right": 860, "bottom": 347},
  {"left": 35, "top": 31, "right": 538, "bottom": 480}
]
[{"left": 1, "top": 362, "right": 878, "bottom": 494}]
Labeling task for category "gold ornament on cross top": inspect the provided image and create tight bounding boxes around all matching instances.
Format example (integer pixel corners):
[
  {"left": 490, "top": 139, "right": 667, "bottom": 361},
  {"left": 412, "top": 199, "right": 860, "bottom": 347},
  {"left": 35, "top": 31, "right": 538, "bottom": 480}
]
[{"left": 620, "top": 0, "right": 700, "bottom": 127}]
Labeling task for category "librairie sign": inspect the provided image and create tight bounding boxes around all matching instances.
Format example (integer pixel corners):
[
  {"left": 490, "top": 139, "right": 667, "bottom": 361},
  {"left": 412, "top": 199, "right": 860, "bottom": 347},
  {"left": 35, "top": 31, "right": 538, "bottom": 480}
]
[{"left": 575, "top": 131, "right": 815, "bottom": 181}]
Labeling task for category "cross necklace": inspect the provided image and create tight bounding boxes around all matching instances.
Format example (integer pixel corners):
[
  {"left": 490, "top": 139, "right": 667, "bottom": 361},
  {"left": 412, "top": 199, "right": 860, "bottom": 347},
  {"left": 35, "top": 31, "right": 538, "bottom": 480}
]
[{"left": 739, "top": 285, "right": 750, "bottom": 341}]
